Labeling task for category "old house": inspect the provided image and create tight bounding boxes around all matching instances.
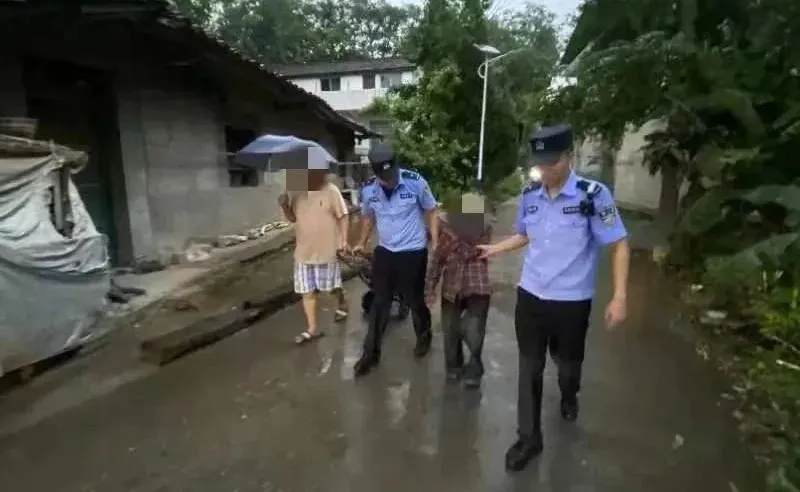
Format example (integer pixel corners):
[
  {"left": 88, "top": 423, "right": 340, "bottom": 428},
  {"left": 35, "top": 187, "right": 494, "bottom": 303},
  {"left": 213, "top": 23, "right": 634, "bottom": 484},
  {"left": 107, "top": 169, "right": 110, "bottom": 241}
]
[
  {"left": 277, "top": 58, "right": 418, "bottom": 159},
  {"left": 0, "top": 0, "right": 375, "bottom": 266}
]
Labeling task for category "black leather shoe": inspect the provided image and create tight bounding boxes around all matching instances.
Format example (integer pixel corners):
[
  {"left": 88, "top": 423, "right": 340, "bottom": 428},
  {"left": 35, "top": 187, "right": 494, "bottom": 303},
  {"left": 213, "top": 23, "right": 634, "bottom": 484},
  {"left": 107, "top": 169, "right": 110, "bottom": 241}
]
[
  {"left": 354, "top": 355, "right": 379, "bottom": 378},
  {"left": 505, "top": 436, "right": 543, "bottom": 472},
  {"left": 413, "top": 336, "right": 432, "bottom": 359},
  {"left": 560, "top": 397, "right": 579, "bottom": 422}
]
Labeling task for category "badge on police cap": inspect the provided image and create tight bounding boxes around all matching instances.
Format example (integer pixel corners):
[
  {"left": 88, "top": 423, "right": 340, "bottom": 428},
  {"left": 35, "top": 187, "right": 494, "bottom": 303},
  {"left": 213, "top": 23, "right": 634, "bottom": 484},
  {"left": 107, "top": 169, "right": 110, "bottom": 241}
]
[
  {"left": 534, "top": 140, "right": 544, "bottom": 151},
  {"left": 599, "top": 206, "right": 617, "bottom": 225}
]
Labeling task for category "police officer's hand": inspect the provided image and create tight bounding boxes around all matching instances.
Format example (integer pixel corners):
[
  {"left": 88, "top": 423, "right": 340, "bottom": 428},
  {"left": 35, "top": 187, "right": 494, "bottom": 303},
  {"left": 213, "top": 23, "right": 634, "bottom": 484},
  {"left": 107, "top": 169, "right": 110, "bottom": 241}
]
[
  {"left": 429, "top": 237, "right": 438, "bottom": 253},
  {"left": 605, "top": 296, "right": 627, "bottom": 329},
  {"left": 351, "top": 243, "right": 365, "bottom": 255},
  {"left": 475, "top": 244, "right": 496, "bottom": 259}
]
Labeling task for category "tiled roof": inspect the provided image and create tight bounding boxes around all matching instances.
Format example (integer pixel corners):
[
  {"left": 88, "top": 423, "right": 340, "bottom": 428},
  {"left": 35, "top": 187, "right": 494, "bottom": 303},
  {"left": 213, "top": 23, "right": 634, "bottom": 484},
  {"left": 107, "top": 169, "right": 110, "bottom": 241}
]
[
  {"left": 6, "top": 0, "right": 378, "bottom": 138},
  {"left": 275, "top": 58, "right": 416, "bottom": 78},
  {"left": 1, "top": 0, "right": 382, "bottom": 137}
]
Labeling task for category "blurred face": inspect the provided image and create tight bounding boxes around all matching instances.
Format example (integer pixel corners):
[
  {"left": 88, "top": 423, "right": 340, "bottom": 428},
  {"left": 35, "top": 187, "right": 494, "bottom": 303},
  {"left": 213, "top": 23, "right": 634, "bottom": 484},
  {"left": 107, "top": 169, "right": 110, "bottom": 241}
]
[
  {"left": 445, "top": 192, "right": 488, "bottom": 240},
  {"left": 307, "top": 169, "right": 327, "bottom": 190},
  {"left": 376, "top": 167, "right": 399, "bottom": 188},
  {"left": 534, "top": 151, "right": 571, "bottom": 187},
  {"left": 460, "top": 192, "right": 486, "bottom": 214},
  {"left": 285, "top": 169, "right": 328, "bottom": 191},
  {"left": 285, "top": 169, "right": 308, "bottom": 192}
]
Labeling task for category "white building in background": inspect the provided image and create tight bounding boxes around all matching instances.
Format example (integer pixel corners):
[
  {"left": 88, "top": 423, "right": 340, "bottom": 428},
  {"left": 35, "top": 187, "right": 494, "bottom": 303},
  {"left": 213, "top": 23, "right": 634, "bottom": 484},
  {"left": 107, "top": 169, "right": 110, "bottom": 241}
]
[{"left": 276, "top": 58, "right": 418, "bottom": 159}]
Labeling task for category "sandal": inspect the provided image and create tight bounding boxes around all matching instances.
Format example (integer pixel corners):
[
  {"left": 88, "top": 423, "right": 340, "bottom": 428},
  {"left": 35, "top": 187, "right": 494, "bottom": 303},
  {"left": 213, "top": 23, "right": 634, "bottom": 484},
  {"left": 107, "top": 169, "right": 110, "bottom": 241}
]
[
  {"left": 334, "top": 308, "right": 349, "bottom": 322},
  {"left": 295, "top": 330, "right": 324, "bottom": 345}
]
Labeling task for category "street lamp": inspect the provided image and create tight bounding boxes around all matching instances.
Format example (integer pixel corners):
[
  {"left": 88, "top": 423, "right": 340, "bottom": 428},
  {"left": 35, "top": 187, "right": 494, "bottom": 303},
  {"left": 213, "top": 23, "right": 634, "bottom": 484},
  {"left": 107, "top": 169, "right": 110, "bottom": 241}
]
[
  {"left": 474, "top": 44, "right": 527, "bottom": 184},
  {"left": 475, "top": 44, "right": 499, "bottom": 185}
]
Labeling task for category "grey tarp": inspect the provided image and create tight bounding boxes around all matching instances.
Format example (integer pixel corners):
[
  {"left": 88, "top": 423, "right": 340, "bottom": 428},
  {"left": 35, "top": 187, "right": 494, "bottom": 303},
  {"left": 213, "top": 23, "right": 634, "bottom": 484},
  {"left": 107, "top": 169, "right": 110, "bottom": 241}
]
[{"left": 0, "top": 151, "right": 109, "bottom": 375}]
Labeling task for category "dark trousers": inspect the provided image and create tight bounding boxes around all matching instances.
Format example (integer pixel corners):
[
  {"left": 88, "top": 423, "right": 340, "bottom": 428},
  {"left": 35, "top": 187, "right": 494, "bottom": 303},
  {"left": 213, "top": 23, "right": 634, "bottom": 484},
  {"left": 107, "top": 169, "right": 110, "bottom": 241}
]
[
  {"left": 441, "top": 295, "right": 490, "bottom": 379},
  {"left": 514, "top": 287, "right": 592, "bottom": 439},
  {"left": 362, "top": 246, "right": 432, "bottom": 358}
]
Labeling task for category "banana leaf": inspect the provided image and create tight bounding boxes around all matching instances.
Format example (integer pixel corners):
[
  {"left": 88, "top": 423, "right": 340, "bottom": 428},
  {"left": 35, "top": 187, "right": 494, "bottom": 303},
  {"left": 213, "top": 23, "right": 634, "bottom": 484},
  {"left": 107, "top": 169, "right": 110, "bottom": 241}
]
[
  {"left": 693, "top": 143, "right": 761, "bottom": 179},
  {"left": 705, "top": 232, "right": 800, "bottom": 273},
  {"left": 686, "top": 88, "right": 766, "bottom": 139},
  {"left": 676, "top": 186, "right": 735, "bottom": 235},
  {"left": 743, "top": 184, "right": 800, "bottom": 213}
]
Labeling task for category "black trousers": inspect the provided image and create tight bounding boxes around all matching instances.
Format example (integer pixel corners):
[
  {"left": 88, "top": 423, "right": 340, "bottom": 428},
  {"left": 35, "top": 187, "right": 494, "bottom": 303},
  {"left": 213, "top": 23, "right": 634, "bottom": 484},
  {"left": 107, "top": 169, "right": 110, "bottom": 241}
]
[
  {"left": 362, "top": 246, "right": 432, "bottom": 358},
  {"left": 441, "top": 295, "right": 490, "bottom": 379},
  {"left": 514, "top": 287, "right": 592, "bottom": 439}
]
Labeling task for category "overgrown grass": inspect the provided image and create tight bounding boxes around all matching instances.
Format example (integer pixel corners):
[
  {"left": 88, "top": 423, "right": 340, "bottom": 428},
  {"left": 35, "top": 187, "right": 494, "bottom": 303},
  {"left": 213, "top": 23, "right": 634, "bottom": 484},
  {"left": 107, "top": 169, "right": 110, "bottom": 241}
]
[{"left": 682, "top": 261, "right": 800, "bottom": 491}]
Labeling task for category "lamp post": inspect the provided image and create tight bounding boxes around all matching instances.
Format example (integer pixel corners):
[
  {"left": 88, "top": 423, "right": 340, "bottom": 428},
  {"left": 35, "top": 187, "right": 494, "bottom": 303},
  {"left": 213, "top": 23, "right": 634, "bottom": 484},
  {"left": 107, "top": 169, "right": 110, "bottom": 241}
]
[
  {"left": 474, "top": 44, "right": 500, "bottom": 185},
  {"left": 474, "top": 44, "right": 527, "bottom": 185}
]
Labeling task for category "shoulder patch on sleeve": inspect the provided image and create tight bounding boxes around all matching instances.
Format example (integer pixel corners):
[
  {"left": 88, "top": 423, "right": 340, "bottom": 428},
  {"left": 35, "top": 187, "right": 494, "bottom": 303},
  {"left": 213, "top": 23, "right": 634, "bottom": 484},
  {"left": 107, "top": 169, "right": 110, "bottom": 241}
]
[{"left": 598, "top": 205, "right": 618, "bottom": 225}]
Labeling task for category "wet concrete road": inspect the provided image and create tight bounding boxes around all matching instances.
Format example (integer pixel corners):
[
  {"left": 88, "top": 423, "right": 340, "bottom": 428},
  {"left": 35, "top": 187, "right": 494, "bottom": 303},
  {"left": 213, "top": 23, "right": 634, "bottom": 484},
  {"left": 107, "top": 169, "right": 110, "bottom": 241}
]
[{"left": 0, "top": 205, "right": 761, "bottom": 491}]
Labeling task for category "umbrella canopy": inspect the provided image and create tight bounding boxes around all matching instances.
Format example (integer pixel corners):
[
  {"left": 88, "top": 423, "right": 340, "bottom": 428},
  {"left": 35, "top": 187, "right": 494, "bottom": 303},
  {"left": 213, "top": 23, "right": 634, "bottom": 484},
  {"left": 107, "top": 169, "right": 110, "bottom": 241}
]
[{"left": 234, "top": 134, "right": 337, "bottom": 172}]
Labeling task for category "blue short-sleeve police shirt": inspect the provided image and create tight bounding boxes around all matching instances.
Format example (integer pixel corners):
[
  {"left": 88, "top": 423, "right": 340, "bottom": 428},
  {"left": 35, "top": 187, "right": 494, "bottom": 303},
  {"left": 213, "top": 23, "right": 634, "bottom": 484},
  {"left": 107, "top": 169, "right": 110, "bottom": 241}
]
[
  {"left": 360, "top": 169, "right": 437, "bottom": 252},
  {"left": 515, "top": 172, "right": 627, "bottom": 301}
]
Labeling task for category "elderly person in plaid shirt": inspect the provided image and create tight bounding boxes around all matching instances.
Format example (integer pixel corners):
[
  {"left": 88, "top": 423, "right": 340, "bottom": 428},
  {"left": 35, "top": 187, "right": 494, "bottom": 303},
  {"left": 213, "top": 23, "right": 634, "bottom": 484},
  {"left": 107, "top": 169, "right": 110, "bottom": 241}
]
[{"left": 425, "top": 192, "right": 492, "bottom": 389}]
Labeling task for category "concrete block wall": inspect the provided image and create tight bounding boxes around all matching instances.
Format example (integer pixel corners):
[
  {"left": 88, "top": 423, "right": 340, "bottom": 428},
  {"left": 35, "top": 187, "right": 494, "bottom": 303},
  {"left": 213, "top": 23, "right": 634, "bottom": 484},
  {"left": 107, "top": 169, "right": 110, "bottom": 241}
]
[
  {"left": 118, "top": 81, "right": 284, "bottom": 259},
  {"left": 613, "top": 121, "right": 663, "bottom": 210},
  {"left": 574, "top": 121, "right": 664, "bottom": 211}
]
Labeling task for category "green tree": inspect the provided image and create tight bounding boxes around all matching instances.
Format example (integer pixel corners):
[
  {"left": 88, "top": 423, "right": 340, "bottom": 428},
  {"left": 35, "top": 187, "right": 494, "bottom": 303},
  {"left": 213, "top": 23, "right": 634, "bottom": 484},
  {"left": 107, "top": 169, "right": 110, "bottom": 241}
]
[
  {"left": 173, "top": 0, "right": 421, "bottom": 65},
  {"left": 488, "top": 3, "right": 559, "bottom": 121},
  {"left": 373, "top": 0, "right": 558, "bottom": 197},
  {"left": 543, "top": 0, "right": 800, "bottom": 488}
]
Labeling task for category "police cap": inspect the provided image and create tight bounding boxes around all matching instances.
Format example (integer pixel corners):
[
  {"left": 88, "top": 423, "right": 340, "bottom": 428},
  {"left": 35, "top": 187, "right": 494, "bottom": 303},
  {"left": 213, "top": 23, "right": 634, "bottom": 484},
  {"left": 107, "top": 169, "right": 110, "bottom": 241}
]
[
  {"left": 529, "top": 123, "right": 572, "bottom": 165},
  {"left": 367, "top": 142, "right": 398, "bottom": 180}
]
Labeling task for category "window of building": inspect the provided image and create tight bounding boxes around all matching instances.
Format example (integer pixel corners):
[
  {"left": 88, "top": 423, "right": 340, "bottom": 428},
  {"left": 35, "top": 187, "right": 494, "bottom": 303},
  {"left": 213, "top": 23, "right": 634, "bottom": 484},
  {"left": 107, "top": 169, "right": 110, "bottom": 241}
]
[
  {"left": 224, "top": 125, "right": 260, "bottom": 187},
  {"left": 380, "top": 73, "right": 403, "bottom": 89},
  {"left": 320, "top": 77, "right": 341, "bottom": 92},
  {"left": 362, "top": 74, "right": 376, "bottom": 90}
]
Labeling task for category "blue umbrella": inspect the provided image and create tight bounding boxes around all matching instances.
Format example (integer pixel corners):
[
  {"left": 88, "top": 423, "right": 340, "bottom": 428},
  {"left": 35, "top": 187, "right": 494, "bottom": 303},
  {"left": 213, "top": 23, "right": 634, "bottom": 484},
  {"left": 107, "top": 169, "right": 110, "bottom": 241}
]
[{"left": 234, "top": 134, "right": 337, "bottom": 171}]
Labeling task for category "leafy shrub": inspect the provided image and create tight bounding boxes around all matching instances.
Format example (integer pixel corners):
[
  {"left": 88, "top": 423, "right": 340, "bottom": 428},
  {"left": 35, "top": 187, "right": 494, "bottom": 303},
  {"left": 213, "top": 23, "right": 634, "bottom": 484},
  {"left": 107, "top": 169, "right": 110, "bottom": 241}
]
[
  {"left": 701, "top": 256, "right": 763, "bottom": 310},
  {"left": 749, "top": 286, "right": 800, "bottom": 491}
]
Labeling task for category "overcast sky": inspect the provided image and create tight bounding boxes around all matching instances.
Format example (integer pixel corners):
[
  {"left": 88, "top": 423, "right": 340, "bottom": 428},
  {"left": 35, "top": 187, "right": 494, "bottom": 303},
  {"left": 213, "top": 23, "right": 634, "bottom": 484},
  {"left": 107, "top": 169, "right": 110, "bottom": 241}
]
[{"left": 387, "top": 0, "right": 582, "bottom": 27}]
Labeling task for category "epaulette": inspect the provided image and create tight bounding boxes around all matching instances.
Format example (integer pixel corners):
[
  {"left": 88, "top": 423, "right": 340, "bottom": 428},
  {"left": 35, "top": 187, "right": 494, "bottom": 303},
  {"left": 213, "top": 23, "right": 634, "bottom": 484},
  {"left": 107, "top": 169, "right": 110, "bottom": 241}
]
[
  {"left": 400, "top": 170, "right": 420, "bottom": 180},
  {"left": 522, "top": 181, "right": 542, "bottom": 194},
  {"left": 576, "top": 179, "right": 601, "bottom": 199}
]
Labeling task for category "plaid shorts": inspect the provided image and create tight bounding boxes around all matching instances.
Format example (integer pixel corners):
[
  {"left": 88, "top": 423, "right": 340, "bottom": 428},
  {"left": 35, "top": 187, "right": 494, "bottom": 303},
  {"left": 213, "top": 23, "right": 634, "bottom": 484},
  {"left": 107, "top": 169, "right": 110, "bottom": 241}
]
[{"left": 293, "top": 262, "right": 343, "bottom": 294}]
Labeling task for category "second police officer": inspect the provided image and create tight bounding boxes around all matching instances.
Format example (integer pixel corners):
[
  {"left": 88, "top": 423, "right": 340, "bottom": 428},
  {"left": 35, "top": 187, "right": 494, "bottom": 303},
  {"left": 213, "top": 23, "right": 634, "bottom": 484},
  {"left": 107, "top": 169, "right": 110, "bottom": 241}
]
[
  {"left": 477, "top": 123, "right": 631, "bottom": 472},
  {"left": 352, "top": 143, "right": 439, "bottom": 377}
]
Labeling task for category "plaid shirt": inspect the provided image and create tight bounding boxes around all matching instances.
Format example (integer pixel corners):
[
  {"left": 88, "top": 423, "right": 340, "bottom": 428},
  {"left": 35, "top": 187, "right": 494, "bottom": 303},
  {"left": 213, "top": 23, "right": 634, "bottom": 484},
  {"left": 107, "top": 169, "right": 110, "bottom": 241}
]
[{"left": 425, "top": 222, "right": 492, "bottom": 302}]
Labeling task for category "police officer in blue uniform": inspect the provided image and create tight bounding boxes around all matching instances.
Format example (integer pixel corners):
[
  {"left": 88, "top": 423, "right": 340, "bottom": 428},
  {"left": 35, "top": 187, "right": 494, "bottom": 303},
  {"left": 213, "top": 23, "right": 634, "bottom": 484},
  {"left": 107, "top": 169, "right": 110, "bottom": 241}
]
[
  {"left": 352, "top": 143, "right": 439, "bottom": 377},
  {"left": 477, "top": 124, "right": 630, "bottom": 471}
]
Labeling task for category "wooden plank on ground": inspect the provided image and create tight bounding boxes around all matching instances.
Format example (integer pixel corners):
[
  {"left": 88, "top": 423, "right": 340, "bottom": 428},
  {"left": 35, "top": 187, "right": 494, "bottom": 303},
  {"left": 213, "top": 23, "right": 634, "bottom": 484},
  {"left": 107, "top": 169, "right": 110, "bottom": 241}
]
[
  {"left": 141, "top": 267, "right": 360, "bottom": 367},
  {"left": 140, "top": 308, "right": 261, "bottom": 366},
  {"left": 0, "top": 346, "right": 81, "bottom": 394}
]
